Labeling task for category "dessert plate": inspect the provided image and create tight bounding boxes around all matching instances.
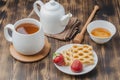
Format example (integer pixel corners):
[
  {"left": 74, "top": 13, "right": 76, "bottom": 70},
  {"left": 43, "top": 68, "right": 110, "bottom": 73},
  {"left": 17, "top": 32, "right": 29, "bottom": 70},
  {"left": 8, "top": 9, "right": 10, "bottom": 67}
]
[{"left": 54, "top": 44, "right": 98, "bottom": 75}]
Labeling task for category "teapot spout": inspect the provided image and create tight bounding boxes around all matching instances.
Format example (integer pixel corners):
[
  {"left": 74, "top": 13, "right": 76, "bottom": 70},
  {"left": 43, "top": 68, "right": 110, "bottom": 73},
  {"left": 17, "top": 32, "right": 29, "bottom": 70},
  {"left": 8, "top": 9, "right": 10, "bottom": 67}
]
[{"left": 60, "top": 13, "right": 72, "bottom": 26}]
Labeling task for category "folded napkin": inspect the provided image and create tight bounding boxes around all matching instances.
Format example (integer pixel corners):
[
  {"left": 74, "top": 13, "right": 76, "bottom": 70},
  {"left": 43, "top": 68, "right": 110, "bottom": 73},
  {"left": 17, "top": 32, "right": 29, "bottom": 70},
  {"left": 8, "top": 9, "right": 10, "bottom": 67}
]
[
  {"left": 28, "top": 10, "right": 81, "bottom": 41},
  {"left": 46, "top": 17, "right": 81, "bottom": 41}
]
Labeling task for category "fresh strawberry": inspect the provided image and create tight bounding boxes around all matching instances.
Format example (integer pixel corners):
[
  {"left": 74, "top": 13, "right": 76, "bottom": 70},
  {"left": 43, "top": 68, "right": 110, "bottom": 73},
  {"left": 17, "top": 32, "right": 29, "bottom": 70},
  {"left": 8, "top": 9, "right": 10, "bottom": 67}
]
[
  {"left": 71, "top": 60, "right": 83, "bottom": 73},
  {"left": 53, "top": 53, "right": 65, "bottom": 66}
]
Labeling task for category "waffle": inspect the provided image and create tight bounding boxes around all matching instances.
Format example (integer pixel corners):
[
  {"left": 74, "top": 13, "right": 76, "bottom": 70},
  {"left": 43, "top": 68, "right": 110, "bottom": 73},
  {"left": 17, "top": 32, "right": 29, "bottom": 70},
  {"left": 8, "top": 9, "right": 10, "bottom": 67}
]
[
  {"left": 62, "top": 44, "right": 94, "bottom": 66},
  {"left": 62, "top": 48, "right": 73, "bottom": 66}
]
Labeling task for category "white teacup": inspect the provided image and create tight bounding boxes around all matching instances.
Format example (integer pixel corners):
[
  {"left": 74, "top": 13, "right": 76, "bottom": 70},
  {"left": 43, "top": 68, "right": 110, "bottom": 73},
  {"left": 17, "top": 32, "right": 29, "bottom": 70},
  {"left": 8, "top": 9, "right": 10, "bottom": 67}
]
[
  {"left": 87, "top": 20, "right": 116, "bottom": 44},
  {"left": 4, "top": 18, "right": 45, "bottom": 55}
]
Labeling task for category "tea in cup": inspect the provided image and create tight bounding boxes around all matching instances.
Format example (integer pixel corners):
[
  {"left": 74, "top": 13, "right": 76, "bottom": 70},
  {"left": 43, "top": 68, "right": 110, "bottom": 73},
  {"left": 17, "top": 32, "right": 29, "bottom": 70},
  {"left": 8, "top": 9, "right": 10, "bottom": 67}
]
[{"left": 4, "top": 18, "right": 45, "bottom": 55}]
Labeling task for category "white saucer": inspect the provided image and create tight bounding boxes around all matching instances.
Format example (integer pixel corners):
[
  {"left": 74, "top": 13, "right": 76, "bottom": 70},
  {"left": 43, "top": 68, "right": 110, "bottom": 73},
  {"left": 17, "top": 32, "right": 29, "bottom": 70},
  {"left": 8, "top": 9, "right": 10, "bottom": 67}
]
[{"left": 54, "top": 44, "right": 98, "bottom": 75}]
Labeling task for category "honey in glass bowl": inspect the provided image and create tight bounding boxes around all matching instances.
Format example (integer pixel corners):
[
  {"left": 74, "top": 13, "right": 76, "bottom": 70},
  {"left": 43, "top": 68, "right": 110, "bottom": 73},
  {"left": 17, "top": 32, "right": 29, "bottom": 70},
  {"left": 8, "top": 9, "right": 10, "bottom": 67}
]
[{"left": 91, "top": 28, "right": 111, "bottom": 38}]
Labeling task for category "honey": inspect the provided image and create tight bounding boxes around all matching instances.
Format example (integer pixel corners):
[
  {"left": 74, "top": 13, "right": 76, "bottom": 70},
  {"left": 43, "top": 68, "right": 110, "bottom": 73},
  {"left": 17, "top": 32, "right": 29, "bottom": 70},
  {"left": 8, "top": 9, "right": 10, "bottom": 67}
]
[{"left": 91, "top": 28, "right": 111, "bottom": 38}]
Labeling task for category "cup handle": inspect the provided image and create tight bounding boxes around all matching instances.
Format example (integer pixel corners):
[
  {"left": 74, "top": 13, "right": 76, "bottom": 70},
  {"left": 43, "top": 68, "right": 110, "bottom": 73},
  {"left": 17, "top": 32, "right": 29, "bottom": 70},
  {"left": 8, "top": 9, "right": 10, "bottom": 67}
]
[
  {"left": 4, "top": 24, "right": 14, "bottom": 43},
  {"left": 33, "top": 0, "right": 44, "bottom": 18}
]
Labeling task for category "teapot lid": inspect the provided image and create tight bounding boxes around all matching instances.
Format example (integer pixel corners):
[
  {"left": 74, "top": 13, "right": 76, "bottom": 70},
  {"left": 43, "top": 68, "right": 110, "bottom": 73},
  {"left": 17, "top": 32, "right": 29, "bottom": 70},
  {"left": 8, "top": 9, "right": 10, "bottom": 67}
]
[{"left": 45, "top": 0, "right": 60, "bottom": 11}]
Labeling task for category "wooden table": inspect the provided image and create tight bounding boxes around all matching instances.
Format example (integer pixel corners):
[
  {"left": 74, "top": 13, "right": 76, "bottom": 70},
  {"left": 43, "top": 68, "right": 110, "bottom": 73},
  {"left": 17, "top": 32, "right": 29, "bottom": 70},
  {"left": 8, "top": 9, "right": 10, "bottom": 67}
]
[{"left": 0, "top": 0, "right": 120, "bottom": 80}]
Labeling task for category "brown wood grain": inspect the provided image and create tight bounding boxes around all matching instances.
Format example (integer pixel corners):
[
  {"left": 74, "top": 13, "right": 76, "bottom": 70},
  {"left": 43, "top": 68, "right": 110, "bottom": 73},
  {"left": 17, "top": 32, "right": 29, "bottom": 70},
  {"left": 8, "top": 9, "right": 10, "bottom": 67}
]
[{"left": 0, "top": 0, "right": 120, "bottom": 80}]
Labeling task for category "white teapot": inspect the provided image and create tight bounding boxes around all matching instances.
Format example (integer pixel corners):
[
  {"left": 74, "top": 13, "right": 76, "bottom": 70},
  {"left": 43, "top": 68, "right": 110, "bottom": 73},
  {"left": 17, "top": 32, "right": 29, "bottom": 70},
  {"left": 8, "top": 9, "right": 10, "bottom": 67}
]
[{"left": 33, "top": 0, "right": 72, "bottom": 34}]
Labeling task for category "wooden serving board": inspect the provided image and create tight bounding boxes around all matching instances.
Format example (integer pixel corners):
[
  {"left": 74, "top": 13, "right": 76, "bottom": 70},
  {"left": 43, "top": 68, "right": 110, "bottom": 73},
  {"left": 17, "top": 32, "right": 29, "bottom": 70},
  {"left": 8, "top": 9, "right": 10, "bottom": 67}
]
[{"left": 9, "top": 38, "right": 51, "bottom": 62}]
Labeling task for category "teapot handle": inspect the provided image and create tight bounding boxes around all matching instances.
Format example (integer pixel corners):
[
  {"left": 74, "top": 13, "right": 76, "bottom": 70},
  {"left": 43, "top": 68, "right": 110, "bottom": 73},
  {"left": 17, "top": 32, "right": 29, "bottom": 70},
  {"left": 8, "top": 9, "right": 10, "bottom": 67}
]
[{"left": 33, "top": 0, "right": 44, "bottom": 18}]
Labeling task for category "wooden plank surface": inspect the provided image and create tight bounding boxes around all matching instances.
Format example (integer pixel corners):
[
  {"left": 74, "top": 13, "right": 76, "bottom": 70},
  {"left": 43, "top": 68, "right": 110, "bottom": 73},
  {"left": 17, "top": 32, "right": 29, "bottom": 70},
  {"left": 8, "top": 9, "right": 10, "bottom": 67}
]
[{"left": 0, "top": 0, "right": 120, "bottom": 80}]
